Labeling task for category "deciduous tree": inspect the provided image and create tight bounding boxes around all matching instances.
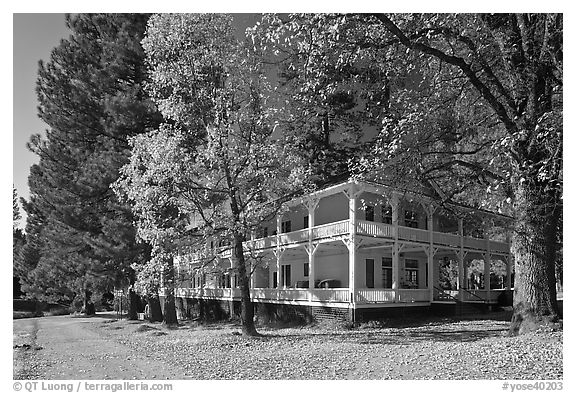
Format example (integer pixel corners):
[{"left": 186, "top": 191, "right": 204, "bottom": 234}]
[
  {"left": 115, "top": 13, "right": 304, "bottom": 334},
  {"left": 255, "top": 13, "right": 562, "bottom": 334}
]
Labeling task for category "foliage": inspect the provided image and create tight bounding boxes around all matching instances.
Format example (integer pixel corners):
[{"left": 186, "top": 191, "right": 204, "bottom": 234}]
[
  {"left": 115, "top": 13, "right": 306, "bottom": 333},
  {"left": 438, "top": 257, "right": 458, "bottom": 290},
  {"left": 255, "top": 13, "right": 562, "bottom": 332},
  {"left": 250, "top": 14, "right": 387, "bottom": 184},
  {"left": 371, "top": 13, "right": 562, "bottom": 332},
  {"left": 13, "top": 186, "right": 22, "bottom": 230}
]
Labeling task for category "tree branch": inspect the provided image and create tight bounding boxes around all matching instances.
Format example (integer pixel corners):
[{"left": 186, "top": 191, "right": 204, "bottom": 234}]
[{"left": 373, "top": 14, "right": 519, "bottom": 136}]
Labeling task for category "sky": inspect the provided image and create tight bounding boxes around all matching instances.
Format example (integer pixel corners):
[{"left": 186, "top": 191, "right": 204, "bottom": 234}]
[{"left": 13, "top": 13, "right": 70, "bottom": 226}]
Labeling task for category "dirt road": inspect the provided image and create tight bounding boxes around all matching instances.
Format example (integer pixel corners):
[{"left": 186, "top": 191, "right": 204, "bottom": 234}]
[{"left": 13, "top": 314, "right": 185, "bottom": 380}]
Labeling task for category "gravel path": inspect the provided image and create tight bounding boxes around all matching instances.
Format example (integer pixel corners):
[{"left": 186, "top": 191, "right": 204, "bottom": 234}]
[
  {"left": 13, "top": 315, "right": 188, "bottom": 379},
  {"left": 14, "top": 312, "right": 562, "bottom": 380}
]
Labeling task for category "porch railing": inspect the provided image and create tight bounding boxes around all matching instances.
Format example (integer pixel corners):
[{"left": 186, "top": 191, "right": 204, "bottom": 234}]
[
  {"left": 175, "top": 287, "right": 431, "bottom": 304},
  {"left": 464, "top": 289, "right": 503, "bottom": 303},
  {"left": 431, "top": 287, "right": 504, "bottom": 303},
  {"left": 355, "top": 288, "right": 396, "bottom": 303},
  {"left": 397, "top": 289, "right": 430, "bottom": 302},
  {"left": 175, "top": 286, "right": 504, "bottom": 305},
  {"left": 308, "top": 289, "right": 350, "bottom": 302}
]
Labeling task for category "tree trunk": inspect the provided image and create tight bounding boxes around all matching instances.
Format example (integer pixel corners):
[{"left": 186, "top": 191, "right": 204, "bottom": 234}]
[
  {"left": 162, "top": 290, "right": 178, "bottom": 325},
  {"left": 127, "top": 288, "right": 140, "bottom": 320},
  {"left": 83, "top": 288, "right": 95, "bottom": 315},
  {"left": 148, "top": 295, "right": 163, "bottom": 322},
  {"left": 233, "top": 232, "right": 258, "bottom": 336},
  {"left": 127, "top": 269, "right": 139, "bottom": 320},
  {"left": 509, "top": 178, "right": 561, "bottom": 335},
  {"left": 162, "top": 256, "right": 178, "bottom": 325}
]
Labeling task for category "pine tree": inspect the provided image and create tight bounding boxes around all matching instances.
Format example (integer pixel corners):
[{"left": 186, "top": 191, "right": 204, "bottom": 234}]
[{"left": 22, "top": 14, "right": 161, "bottom": 315}]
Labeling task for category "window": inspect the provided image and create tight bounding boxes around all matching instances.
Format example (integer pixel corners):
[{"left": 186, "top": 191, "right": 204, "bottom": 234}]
[
  {"left": 366, "top": 259, "right": 374, "bottom": 288},
  {"left": 281, "top": 220, "right": 292, "bottom": 233},
  {"left": 405, "top": 259, "right": 419, "bottom": 287},
  {"left": 365, "top": 205, "right": 375, "bottom": 221},
  {"left": 303, "top": 215, "right": 309, "bottom": 228},
  {"left": 273, "top": 272, "right": 278, "bottom": 288},
  {"left": 258, "top": 226, "right": 268, "bottom": 238},
  {"left": 381, "top": 205, "right": 392, "bottom": 224},
  {"left": 304, "top": 263, "right": 309, "bottom": 277},
  {"left": 382, "top": 257, "right": 392, "bottom": 288},
  {"left": 404, "top": 210, "right": 419, "bottom": 228}
]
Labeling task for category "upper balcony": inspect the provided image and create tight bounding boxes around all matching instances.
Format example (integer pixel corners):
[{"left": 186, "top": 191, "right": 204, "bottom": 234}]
[
  {"left": 242, "top": 218, "right": 509, "bottom": 255},
  {"left": 187, "top": 180, "right": 511, "bottom": 261}
]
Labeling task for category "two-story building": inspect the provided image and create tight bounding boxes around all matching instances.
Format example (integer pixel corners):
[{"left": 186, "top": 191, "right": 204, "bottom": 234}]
[{"left": 170, "top": 179, "right": 513, "bottom": 322}]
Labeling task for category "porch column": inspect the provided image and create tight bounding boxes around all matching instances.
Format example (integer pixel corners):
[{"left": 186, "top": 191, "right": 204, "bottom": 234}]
[
  {"left": 482, "top": 252, "right": 491, "bottom": 294},
  {"left": 348, "top": 187, "right": 358, "bottom": 300},
  {"left": 250, "top": 260, "right": 255, "bottom": 288},
  {"left": 505, "top": 233, "right": 512, "bottom": 290},
  {"left": 275, "top": 249, "right": 283, "bottom": 289},
  {"left": 484, "top": 228, "right": 492, "bottom": 298},
  {"left": 228, "top": 257, "right": 235, "bottom": 289},
  {"left": 427, "top": 204, "right": 435, "bottom": 302},
  {"left": 505, "top": 256, "right": 512, "bottom": 290},
  {"left": 391, "top": 193, "right": 400, "bottom": 302},
  {"left": 276, "top": 214, "right": 283, "bottom": 287},
  {"left": 458, "top": 217, "right": 465, "bottom": 301},
  {"left": 306, "top": 198, "right": 319, "bottom": 289}
]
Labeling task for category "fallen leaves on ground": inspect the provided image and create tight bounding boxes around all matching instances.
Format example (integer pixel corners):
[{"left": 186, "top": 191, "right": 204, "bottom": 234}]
[{"left": 87, "top": 312, "right": 562, "bottom": 380}]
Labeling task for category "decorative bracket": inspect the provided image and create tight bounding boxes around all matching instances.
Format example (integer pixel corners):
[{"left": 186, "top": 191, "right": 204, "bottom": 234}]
[
  {"left": 342, "top": 184, "right": 363, "bottom": 200},
  {"left": 423, "top": 246, "right": 439, "bottom": 257},
  {"left": 273, "top": 246, "right": 286, "bottom": 260},
  {"left": 303, "top": 197, "right": 320, "bottom": 212},
  {"left": 341, "top": 238, "right": 363, "bottom": 251},
  {"left": 304, "top": 243, "right": 320, "bottom": 257}
]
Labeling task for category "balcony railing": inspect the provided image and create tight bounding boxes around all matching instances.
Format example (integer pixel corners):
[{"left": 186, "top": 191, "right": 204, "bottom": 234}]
[
  {"left": 181, "top": 218, "right": 509, "bottom": 265},
  {"left": 433, "top": 232, "right": 461, "bottom": 248},
  {"left": 311, "top": 220, "right": 349, "bottom": 240},
  {"left": 356, "top": 221, "right": 394, "bottom": 238},
  {"left": 398, "top": 226, "right": 430, "bottom": 243}
]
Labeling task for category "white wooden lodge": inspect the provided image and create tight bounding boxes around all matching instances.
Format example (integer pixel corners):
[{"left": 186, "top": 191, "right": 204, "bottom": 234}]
[{"left": 171, "top": 180, "right": 512, "bottom": 322}]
